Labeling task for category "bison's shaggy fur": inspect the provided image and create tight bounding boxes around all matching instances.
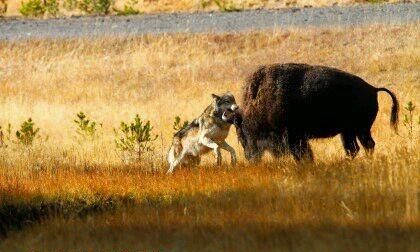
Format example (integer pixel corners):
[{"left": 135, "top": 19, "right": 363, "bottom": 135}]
[{"left": 230, "top": 63, "right": 399, "bottom": 162}]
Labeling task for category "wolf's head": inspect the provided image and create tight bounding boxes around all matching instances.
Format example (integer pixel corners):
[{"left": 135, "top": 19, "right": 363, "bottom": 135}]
[
  {"left": 212, "top": 92, "right": 239, "bottom": 120},
  {"left": 221, "top": 109, "right": 263, "bottom": 162}
]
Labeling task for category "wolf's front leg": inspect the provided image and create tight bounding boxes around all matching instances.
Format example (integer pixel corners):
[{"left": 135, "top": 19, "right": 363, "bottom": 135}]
[
  {"left": 199, "top": 136, "right": 222, "bottom": 166},
  {"left": 220, "top": 141, "right": 237, "bottom": 166}
]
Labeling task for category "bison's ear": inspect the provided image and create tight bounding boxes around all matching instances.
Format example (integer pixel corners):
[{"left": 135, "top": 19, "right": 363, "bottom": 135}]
[{"left": 211, "top": 94, "right": 221, "bottom": 100}]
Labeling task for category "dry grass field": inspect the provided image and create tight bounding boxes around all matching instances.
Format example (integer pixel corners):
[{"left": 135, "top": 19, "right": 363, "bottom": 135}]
[
  {"left": 0, "top": 24, "right": 419, "bottom": 250},
  {"left": 1, "top": 0, "right": 412, "bottom": 17}
]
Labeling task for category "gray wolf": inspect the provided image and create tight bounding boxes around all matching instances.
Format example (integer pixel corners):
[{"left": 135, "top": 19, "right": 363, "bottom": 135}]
[
  {"left": 223, "top": 63, "right": 399, "bottom": 162},
  {"left": 167, "top": 92, "right": 238, "bottom": 174}
]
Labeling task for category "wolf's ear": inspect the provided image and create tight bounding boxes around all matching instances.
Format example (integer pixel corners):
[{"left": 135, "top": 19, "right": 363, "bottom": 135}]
[{"left": 211, "top": 94, "right": 220, "bottom": 100}]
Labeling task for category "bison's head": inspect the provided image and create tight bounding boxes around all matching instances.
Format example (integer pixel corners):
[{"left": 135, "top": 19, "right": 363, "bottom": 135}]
[{"left": 222, "top": 109, "right": 263, "bottom": 162}]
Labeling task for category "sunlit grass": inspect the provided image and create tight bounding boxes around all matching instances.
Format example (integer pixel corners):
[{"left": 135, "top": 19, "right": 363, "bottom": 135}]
[{"left": 1, "top": 155, "right": 419, "bottom": 250}]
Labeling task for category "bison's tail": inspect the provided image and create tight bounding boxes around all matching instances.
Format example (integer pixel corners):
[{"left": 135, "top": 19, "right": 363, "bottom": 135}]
[{"left": 377, "top": 87, "right": 399, "bottom": 133}]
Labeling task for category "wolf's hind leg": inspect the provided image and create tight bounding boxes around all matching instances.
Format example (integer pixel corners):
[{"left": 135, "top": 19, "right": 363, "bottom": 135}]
[
  {"left": 220, "top": 141, "right": 237, "bottom": 166},
  {"left": 167, "top": 150, "right": 187, "bottom": 174}
]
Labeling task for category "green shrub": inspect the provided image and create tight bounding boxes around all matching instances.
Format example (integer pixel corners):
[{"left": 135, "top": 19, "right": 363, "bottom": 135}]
[
  {"left": 200, "top": 0, "right": 212, "bottom": 8},
  {"left": 0, "top": 0, "right": 7, "bottom": 16},
  {"left": 63, "top": 0, "right": 78, "bottom": 11},
  {"left": 78, "top": 0, "right": 112, "bottom": 15},
  {"left": 74, "top": 112, "right": 100, "bottom": 140},
  {"left": 20, "top": 0, "right": 45, "bottom": 17},
  {"left": 213, "top": 0, "right": 242, "bottom": 12},
  {"left": 172, "top": 116, "right": 189, "bottom": 133},
  {"left": 366, "top": 0, "right": 385, "bottom": 3},
  {"left": 44, "top": 0, "right": 59, "bottom": 16},
  {"left": 113, "top": 0, "right": 139, "bottom": 16},
  {"left": 200, "top": 0, "right": 242, "bottom": 12},
  {"left": 403, "top": 101, "right": 418, "bottom": 141},
  {"left": 19, "top": 0, "right": 59, "bottom": 17},
  {"left": 114, "top": 114, "right": 158, "bottom": 162},
  {"left": 16, "top": 118, "right": 40, "bottom": 146}
]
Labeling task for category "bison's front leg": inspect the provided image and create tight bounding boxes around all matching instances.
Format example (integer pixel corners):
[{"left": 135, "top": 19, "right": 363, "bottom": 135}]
[
  {"left": 220, "top": 141, "right": 237, "bottom": 166},
  {"left": 288, "top": 137, "right": 314, "bottom": 162},
  {"left": 200, "top": 136, "right": 222, "bottom": 166},
  {"left": 341, "top": 132, "right": 360, "bottom": 159}
]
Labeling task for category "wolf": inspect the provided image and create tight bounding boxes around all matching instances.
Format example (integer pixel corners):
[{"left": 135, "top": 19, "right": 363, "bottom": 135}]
[{"left": 167, "top": 92, "right": 239, "bottom": 174}]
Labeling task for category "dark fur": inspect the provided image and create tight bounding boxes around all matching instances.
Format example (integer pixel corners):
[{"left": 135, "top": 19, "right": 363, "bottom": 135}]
[
  {"left": 174, "top": 119, "right": 199, "bottom": 138},
  {"left": 232, "top": 63, "right": 399, "bottom": 161}
]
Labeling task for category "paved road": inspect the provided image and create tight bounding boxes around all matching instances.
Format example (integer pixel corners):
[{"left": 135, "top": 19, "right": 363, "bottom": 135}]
[{"left": 0, "top": 3, "right": 419, "bottom": 41}]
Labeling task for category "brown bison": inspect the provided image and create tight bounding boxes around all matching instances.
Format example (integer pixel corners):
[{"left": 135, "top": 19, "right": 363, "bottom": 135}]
[{"left": 223, "top": 63, "right": 399, "bottom": 162}]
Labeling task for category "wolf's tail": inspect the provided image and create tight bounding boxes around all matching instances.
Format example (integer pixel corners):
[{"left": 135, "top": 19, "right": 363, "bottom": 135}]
[
  {"left": 167, "top": 137, "right": 183, "bottom": 165},
  {"left": 377, "top": 87, "right": 399, "bottom": 133}
]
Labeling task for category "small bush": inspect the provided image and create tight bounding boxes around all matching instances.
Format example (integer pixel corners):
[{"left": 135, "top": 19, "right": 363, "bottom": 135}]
[
  {"left": 19, "top": 0, "right": 59, "bottom": 17},
  {"left": 114, "top": 114, "right": 158, "bottom": 162},
  {"left": 44, "top": 0, "right": 59, "bottom": 16},
  {"left": 366, "top": 0, "right": 385, "bottom": 3},
  {"left": 16, "top": 118, "right": 40, "bottom": 146},
  {"left": 200, "top": 0, "right": 212, "bottom": 8},
  {"left": 113, "top": 0, "right": 139, "bottom": 16},
  {"left": 63, "top": 0, "right": 78, "bottom": 11},
  {"left": 172, "top": 116, "right": 189, "bottom": 133},
  {"left": 74, "top": 112, "right": 100, "bottom": 140},
  {"left": 200, "top": 0, "right": 242, "bottom": 12},
  {"left": 0, "top": 0, "right": 7, "bottom": 16},
  {"left": 403, "top": 101, "right": 418, "bottom": 141},
  {"left": 20, "top": 0, "right": 45, "bottom": 17},
  {"left": 78, "top": 0, "right": 112, "bottom": 15},
  {"left": 214, "top": 0, "right": 241, "bottom": 12}
]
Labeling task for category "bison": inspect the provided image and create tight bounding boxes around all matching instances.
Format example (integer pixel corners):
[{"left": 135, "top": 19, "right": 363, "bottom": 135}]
[{"left": 223, "top": 63, "right": 399, "bottom": 162}]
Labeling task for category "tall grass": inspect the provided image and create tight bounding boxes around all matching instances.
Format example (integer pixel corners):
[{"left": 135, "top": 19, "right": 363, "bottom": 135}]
[
  {"left": 0, "top": 156, "right": 419, "bottom": 250},
  {"left": 0, "top": 24, "right": 418, "bottom": 250}
]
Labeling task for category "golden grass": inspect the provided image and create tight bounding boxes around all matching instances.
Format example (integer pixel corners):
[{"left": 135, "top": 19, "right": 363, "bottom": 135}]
[
  {"left": 1, "top": 0, "right": 411, "bottom": 17},
  {"left": 0, "top": 24, "right": 418, "bottom": 167},
  {"left": 0, "top": 157, "right": 419, "bottom": 251},
  {"left": 0, "top": 24, "right": 419, "bottom": 250}
]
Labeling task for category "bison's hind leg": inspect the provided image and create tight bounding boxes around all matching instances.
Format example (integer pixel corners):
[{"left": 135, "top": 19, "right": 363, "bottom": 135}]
[
  {"left": 341, "top": 132, "right": 360, "bottom": 159},
  {"left": 357, "top": 130, "right": 375, "bottom": 155}
]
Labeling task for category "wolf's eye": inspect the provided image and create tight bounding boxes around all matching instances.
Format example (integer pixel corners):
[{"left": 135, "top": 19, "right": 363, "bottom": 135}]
[{"left": 223, "top": 99, "right": 232, "bottom": 104}]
